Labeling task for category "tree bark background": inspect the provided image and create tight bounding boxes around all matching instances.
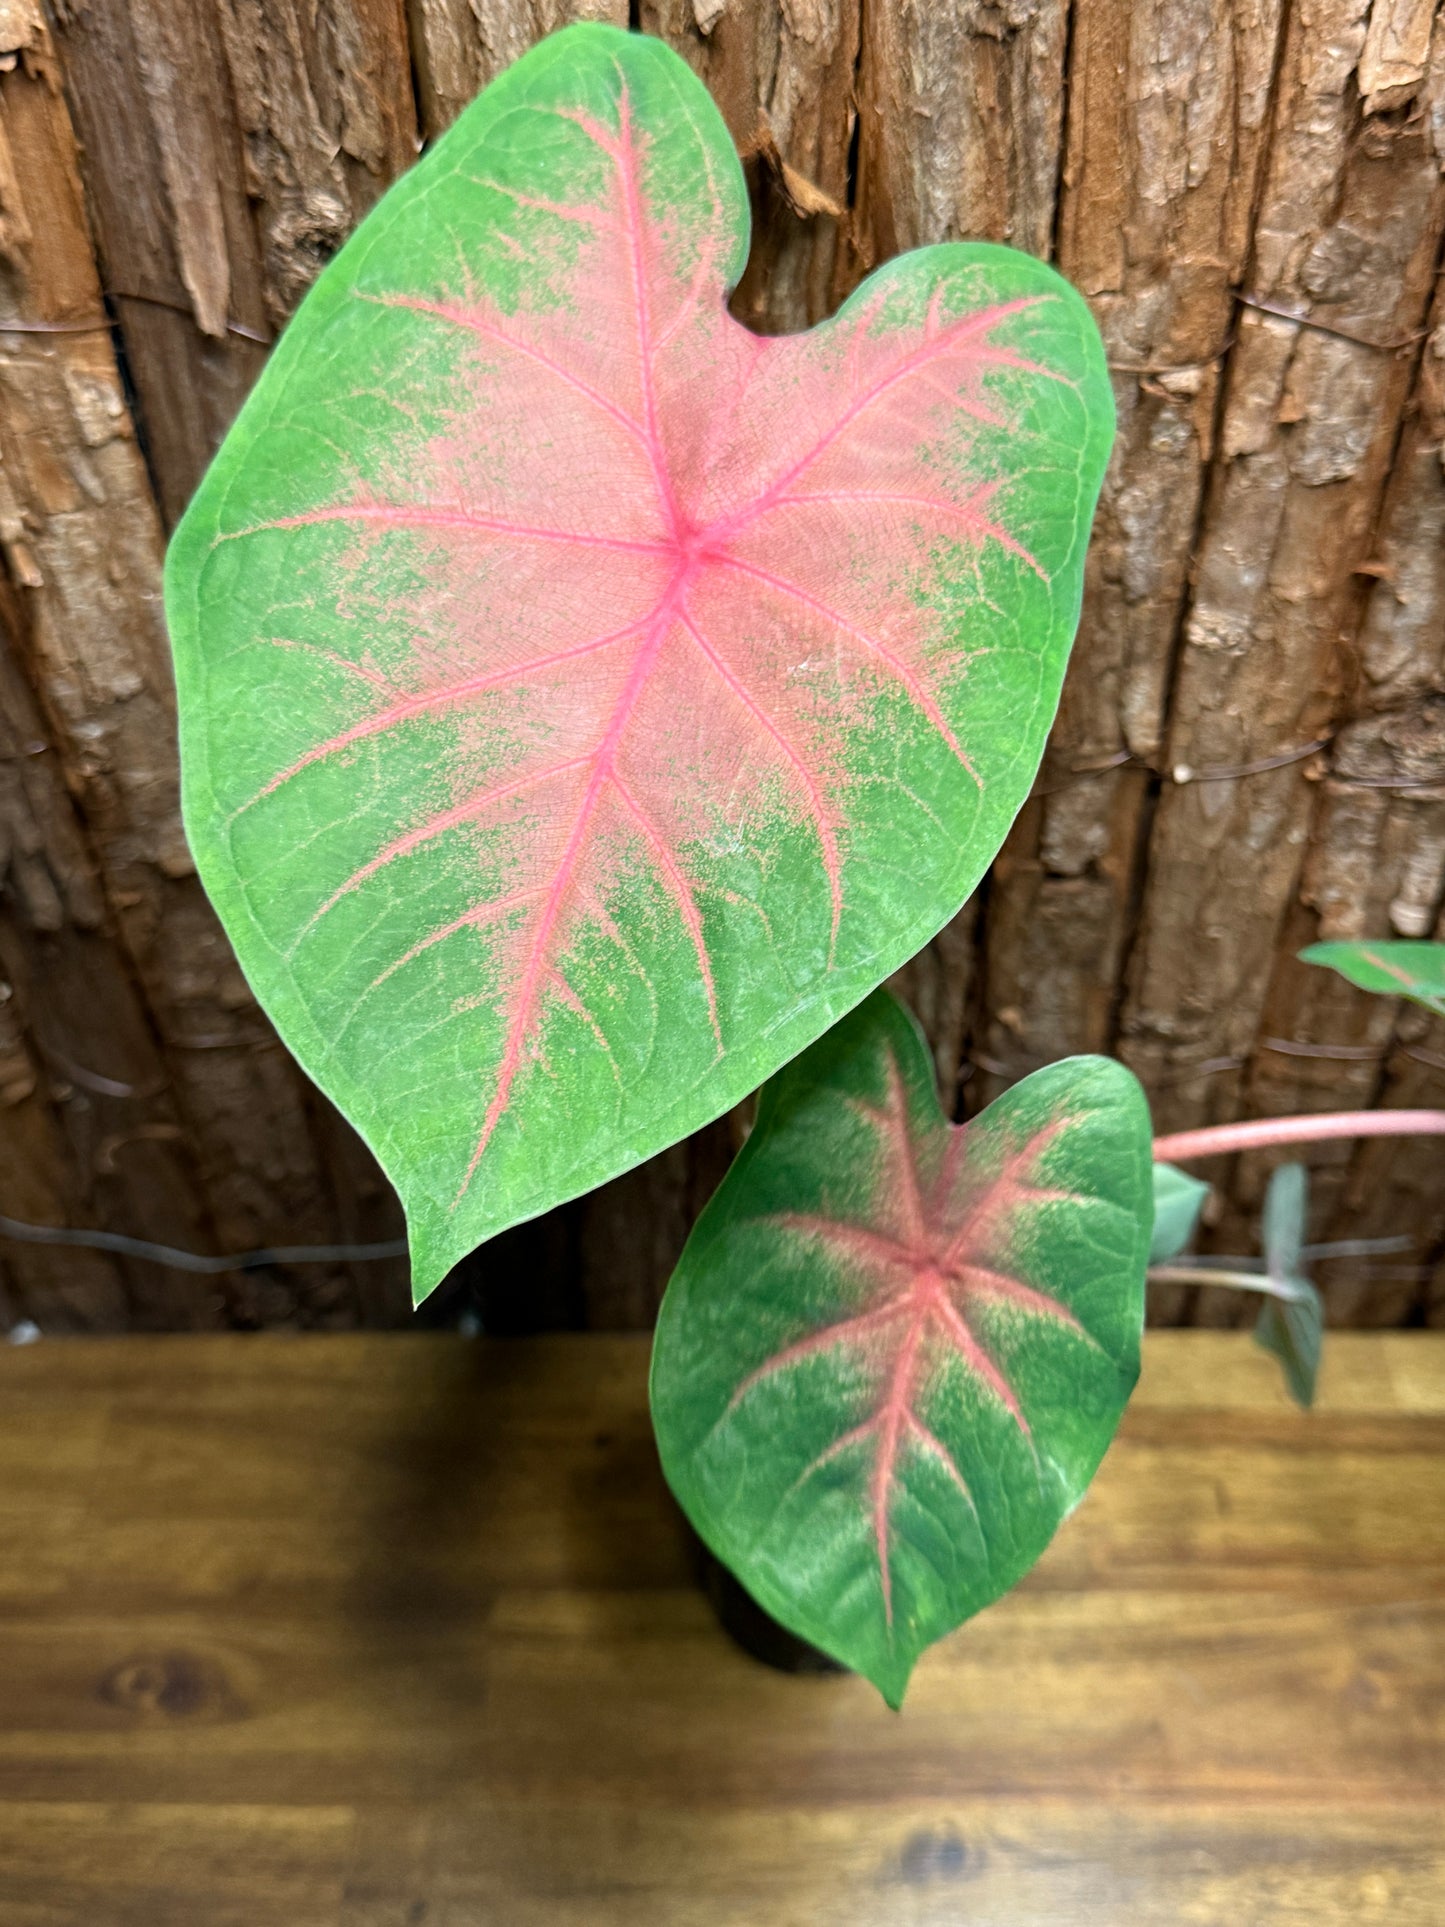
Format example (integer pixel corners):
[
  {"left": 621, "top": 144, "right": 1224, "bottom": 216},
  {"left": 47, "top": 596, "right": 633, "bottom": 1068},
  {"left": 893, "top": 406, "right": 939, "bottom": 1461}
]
[{"left": 1, "top": 0, "right": 1442, "bottom": 1332}]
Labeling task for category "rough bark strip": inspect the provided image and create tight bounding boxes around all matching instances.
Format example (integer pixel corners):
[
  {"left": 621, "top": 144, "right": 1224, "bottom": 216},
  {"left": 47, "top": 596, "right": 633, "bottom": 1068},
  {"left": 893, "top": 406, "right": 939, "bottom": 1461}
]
[
  {"left": 46, "top": 0, "right": 418, "bottom": 527},
  {"left": 0, "top": 579, "right": 228, "bottom": 1330},
  {"left": 1205, "top": 712, "right": 1445, "bottom": 1317},
  {"left": 642, "top": 0, "right": 860, "bottom": 332},
  {"left": 310, "top": 1104, "right": 412, "bottom": 1329},
  {"left": 0, "top": 3, "right": 365, "bottom": 1323},
  {"left": 43, "top": 0, "right": 270, "bottom": 527},
  {"left": 210, "top": 0, "right": 417, "bottom": 324},
  {"left": 1116, "top": 4, "right": 1445, "bottom": 1151},
  {"left": 406, "top": 0, "right": 628, "bottom": 139},
  {"left": 976, "top": 0, "right": 1287, "bottom": 1148},
  {"left": 852, "top": 0, "right": 1068, "bottom": 265},
  {"left": 887, "top": 894, "right": 980, "bottom": 1120},
  {"left": 1350, "top": 297, "right": 1445, "bottom": 717},
  {"left": 572, "top": 1121, "right": 737, "bottom": 1331},
  {"left": 1231, "top": 283, "right": 1445, "bottom": 1327}
]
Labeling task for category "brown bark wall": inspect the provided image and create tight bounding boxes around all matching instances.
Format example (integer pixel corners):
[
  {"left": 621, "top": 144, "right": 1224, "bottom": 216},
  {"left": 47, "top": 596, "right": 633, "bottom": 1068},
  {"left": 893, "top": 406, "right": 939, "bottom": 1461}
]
[{"left": 2, "top": 0, "right": 1443, "bottom": 1331}]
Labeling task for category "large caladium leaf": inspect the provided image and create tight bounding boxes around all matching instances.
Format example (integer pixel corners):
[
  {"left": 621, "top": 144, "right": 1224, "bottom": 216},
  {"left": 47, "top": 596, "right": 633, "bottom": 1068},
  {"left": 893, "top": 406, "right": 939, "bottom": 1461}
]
[
  {"left": 651, "top": 991, "right": 1150, "bottom": 1705},
  {"left": 1301, "top": 940, "right": 1445, "bottom": 1016},
  {"left": 165, "top": 24, "right": 1113, "bottom": 1299}
]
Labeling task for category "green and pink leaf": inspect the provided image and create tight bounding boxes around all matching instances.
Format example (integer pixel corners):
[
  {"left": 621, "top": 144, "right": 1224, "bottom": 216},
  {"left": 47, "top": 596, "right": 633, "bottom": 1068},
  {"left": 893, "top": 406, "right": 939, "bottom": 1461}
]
[
  {"left": 166, "top": 26, "right": 1113, "bottom": 1299},
  {"left": 651, "top": 990, "right": 1151, "bottom": 1705}
]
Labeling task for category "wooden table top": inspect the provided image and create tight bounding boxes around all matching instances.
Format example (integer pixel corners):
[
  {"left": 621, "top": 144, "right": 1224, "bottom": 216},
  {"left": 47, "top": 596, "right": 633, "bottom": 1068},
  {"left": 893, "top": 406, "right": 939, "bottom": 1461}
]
[{"left": 0, "top": 1331, "right": 1441, "bottom": 1925}]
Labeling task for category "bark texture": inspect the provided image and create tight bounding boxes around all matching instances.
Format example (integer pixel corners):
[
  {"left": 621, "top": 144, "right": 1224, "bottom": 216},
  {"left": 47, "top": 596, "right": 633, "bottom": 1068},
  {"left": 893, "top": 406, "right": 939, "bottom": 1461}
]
[
  {"left": 854, "top": 0, "right": 1067, "bottom": 264},
  {"left": 408, "top": 0, "right": 628, "bottom": 137},
  {"left": 981, "top": 0, "right": 1288, "bottom": 1124},
  {"left": 1117, "top": 4, "right": 1445, "bottom": 1136},
  {"left": 46, "top": 0, "right": 417, "bottom": 525},
  {"left": 642, "top": 0, "right": 860, "bottom": 333},
  {"left": 5, "top": 0, "right": 1445, "bottom": 1331},
  {"left": 0, "top": 1, "right": 399, "bottom": 1328}
]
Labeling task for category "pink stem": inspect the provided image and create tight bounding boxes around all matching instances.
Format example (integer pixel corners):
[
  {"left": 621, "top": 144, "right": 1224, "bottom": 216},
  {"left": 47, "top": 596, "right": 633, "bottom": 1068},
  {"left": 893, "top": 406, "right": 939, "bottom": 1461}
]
[{"left": 1153, "top": 1110, "right": 1445, "bottom": 1163}]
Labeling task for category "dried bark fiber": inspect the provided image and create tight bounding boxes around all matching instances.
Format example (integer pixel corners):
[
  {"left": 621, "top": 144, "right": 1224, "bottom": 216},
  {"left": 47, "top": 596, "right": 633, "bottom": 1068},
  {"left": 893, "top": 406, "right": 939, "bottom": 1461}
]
[{"left": 4, "top": 0, "right": 1444, "bottom": 1330}]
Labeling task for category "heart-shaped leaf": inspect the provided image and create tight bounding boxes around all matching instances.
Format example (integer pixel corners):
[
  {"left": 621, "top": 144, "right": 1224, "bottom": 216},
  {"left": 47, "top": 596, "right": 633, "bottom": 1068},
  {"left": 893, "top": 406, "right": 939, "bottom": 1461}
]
[
  {"left": 1150, "top": 1161, "right": 1210, "bottom": 1262},
  {"left": 1301, "top": 940, "right": 1445, "bottom": 1016},
  {"left": 650, "top": 991, "right": 1150, "bottom": 1705},
  {"left": 165, "top": 24, "right": 1113, "bottom": 1300}
]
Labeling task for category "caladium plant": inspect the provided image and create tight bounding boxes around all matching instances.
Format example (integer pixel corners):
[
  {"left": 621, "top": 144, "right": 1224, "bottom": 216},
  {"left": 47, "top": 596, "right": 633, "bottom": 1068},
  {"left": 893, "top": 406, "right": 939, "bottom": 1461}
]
[
  {"left": 651, "top": 990, "right": 1152, "bottom": 1705},
  {"left": 164, "top": 23, "right": 1113, "bottom": 1300},
  {"left": 1301, "top": 940, "right": 1445, "bottom": 1017}
]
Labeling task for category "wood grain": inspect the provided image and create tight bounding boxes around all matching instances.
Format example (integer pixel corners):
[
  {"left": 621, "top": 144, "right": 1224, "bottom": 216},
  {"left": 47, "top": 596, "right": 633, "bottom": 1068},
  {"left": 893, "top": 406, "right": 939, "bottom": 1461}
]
[
  {"left": 408, "top": 0, "right": 628, "bottom": 138},
  {"left": 0, "top": 1331, "right": 1440, "bottom": 1922},
  {"left": 853, "top": 0, "right": 1067, "bottom": 265}
]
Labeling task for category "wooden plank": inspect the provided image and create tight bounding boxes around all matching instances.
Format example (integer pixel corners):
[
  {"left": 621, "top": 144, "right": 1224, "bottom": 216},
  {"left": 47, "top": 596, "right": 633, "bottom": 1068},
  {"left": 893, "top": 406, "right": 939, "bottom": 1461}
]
[
  {"left": 0, "top": 1332, "right": 1439, "bottom": 1922},
  {"left": 1116, "top": 6, "right": 1445, "bottom": 1146},
  {"left": 339, "top": 1800, "right": 1445, "bottom": 1927},
  {"left": 0, "top": 3, "right": 372, "bottom": 1323}
]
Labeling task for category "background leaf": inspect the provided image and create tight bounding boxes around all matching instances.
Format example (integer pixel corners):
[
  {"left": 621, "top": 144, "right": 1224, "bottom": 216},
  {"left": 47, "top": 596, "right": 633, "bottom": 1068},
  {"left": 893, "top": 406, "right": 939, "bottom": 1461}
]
[
  {"left": 165, "top": 25, "right": 1113, "bottom": 1300},
  {"left": 1150, "top": 1161, "right": 1210, "bottom": 1262},
  {"left": 1254, "top": 1284, "right": 1323, "bottom": 1411},
  {"left": 1300, "top": 940, "right": 1445, "bottom": 1017},
  {"left": 1261, "top": 1161, "right": 1306, "bottom": 1282},
  {"left": 650, "top": 990, "right": 1151, "bottom": 1706},
  {"left": 1255, "top": 1161, "right": 1321, "bottom": 1409}
]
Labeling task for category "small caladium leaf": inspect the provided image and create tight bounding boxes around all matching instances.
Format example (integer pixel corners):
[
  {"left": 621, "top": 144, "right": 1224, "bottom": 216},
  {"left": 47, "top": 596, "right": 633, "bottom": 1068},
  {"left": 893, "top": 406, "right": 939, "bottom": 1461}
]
[
  {"left": 1255, "top": 1162, "right": 1322, "bottom": 1410},
  {"left": 650, "top": 991, "right": 1150, "bottom": 1706},
  {"left": 1256, "top": 1285, "right": 1323, "bottom": 1411},
  {"left": 1262, "top": 1160, "right": 1306, "bottom": 1282},
  {"left": 1300, "top": 940, "right": 1445, "bottom": 1016},
  {"left": 1150, "top": 1161, "right": 1210, "bottom": 1262},
  {"left": 164, "top": 24, "right": 1113, "bottom": 1301}
]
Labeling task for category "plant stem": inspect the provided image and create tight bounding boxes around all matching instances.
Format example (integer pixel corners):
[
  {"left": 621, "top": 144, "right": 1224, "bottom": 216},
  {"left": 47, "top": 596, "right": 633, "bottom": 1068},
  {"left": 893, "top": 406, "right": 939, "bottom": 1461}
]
[
  {"left": 1148, "top": 1265, "right": 1309, "bottom": 1303},
  {"left": 1152, "top": 1109, "right": 1445, "bottom": 1163}
]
